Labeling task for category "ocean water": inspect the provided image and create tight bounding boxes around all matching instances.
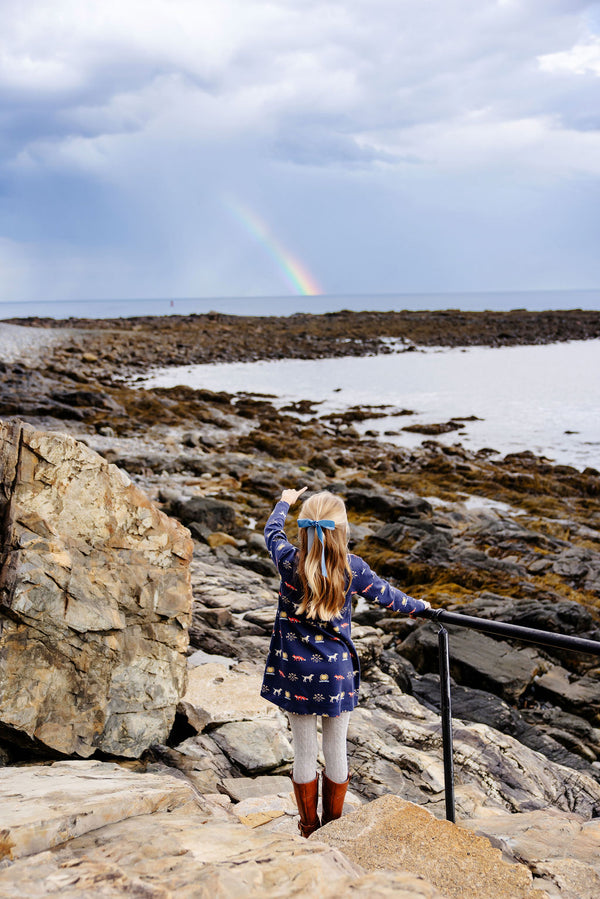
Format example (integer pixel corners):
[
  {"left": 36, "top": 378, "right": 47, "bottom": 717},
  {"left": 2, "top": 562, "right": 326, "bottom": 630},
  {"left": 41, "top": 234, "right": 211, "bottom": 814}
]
[
  {"left": 140, "top": 340, "right": 600, "bottom": 471},
  {"left": 0, "top": 288, "right": 599, "bottom": 320}
]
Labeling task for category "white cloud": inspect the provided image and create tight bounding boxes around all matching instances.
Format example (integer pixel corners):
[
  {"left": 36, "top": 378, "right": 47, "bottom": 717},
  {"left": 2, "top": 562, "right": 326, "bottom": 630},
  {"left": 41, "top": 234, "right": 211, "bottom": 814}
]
[{"left": 538, "top": 36, "right": 600, "bottom": 75}]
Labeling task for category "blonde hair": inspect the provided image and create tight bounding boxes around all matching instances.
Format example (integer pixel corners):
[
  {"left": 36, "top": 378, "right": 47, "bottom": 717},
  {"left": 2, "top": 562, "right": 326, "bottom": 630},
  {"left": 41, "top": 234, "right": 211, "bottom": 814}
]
[{"left": 296, "top": 492, "right": 352, "bottom": 621}]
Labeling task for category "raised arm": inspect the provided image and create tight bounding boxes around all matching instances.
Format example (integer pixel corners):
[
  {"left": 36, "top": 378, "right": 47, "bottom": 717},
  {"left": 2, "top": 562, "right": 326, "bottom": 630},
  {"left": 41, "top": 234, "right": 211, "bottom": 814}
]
[
  {"left": 264, "top": 487, "right": 307, "bottom": 577},
  {"left": 350, "top": 555, "right": 430, "bottom": 616}
]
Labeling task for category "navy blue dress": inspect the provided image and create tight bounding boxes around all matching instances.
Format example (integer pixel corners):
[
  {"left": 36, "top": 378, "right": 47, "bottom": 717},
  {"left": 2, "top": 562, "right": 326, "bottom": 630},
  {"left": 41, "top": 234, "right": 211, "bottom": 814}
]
[{"left": 261, "top": 500, "right": 429, "bottom": 717}]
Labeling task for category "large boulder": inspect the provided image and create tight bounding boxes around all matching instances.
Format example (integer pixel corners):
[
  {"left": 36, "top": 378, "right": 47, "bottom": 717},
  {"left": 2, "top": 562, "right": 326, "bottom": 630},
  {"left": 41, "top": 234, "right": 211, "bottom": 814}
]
[
  {"left": 0, "top": 420, "right": 193, "bottom": 758},
  {"left": 317, "top": 794, "right": 545, "bottom": 899}
]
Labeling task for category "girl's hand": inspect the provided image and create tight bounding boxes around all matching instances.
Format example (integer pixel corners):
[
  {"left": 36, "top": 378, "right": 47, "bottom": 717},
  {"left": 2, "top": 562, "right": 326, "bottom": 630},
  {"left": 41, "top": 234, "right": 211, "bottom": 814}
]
[
  {"left": 280, "top": 486, "right": 308, "bottom": 506},
  {"left": 409, "top": 600, "right": 431, "bottom": 617}
]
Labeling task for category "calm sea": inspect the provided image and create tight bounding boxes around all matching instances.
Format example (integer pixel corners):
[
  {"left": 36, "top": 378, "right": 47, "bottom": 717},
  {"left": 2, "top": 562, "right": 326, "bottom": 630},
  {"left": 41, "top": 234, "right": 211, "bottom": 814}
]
[{"left": 0, "top": 288, "right": 599, "bottom": 319}]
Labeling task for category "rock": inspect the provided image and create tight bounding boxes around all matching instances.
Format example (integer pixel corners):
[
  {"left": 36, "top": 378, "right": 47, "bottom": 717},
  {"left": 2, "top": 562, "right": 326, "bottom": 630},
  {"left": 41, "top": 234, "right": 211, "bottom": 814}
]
[
  {"left": 187, "top": 648, "right": 234, "bottom": 668},
  {"left": 460, "top": 594, "right": 600, "bottom": 641},
  {"left": 399, "top": 623, "right": 547, "bottom": 702},
  {"left": 207, "top": 531, "right": 238, "bottom": 548},
  {"left": 552, "top": 549, "right": 590, "bottom": 581},
  {"left": 410, "top": 672, "right": 599, "bottom": 773},
  {"left": 0, "top": 421, "right": 193, "bottom": 758},
  {"left": 309, "top": 452, "right": 337, "bottom": 476},
  {"left": 345, "top": 489, "right": 433, "bottom": 521},
  {"left": 520, "top": 705, "right": 600, "bottom": 761},
  {"left": 317, "top": 794, "right": 545, "bottom": 899},
  {"left": 211, "top": 719, "right": 293, "bottom": 773},
  {"left": 0, "top": 759, "right": 197, "bottom": 863},
  {"left": 151, "top": 735, "right": 237, "bottom": 793},
  {"left": 243, "top": 607, "right": 276, "bottom": 630},
  {"left": 177, "top": 661, "right": 284, "bottom": 731},
  {"left": 175, "top": 496, "right": 237, "bottom": 531},
  {"left": 232, "top": 791, "right": 297, "bottom": 826},
  {"left": 353, "top": 624, "right": 385, "bottom": 671},
  {"left": 402, "top": 420, "right": 464, "bottom": 435},
  {"left": 465, "top": 807, "right": 600, "bottom": 899},
  {"left": 350, "top": 682, "right": 600, "bottom": 818},
  {"left": 220, "top": 775, "right": 294, "bottom": 802},
  {"left": 229, "top": 552, "right": 277, "bottom": 578},
  {"left": 0, "top": 799, "right": 443, "bottom": 898},
  {"left": 534, "top": 665, "right": 600, "bottom": 721},
  {"left": 193, "top": 604, "right": 235, "bottom": 629}
]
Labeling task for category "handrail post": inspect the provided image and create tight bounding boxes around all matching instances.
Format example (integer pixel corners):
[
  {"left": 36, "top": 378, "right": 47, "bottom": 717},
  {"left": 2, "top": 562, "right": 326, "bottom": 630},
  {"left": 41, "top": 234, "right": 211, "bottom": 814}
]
[{"left": 438, "top": 625, "right": 455, "bottom": 823}]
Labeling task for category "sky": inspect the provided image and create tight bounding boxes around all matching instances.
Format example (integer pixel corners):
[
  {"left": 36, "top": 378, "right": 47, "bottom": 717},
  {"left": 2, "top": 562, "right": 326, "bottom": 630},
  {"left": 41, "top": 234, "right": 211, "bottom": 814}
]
[{"left": 1, "top": 0, "right": 600, "bottom": 304}]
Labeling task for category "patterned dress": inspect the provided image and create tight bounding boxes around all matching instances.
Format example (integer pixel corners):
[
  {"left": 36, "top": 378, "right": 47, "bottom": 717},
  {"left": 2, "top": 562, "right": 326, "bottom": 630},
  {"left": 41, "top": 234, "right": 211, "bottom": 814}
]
[{"left": 261, "top": 500, "right": 429, "bottom": 717}]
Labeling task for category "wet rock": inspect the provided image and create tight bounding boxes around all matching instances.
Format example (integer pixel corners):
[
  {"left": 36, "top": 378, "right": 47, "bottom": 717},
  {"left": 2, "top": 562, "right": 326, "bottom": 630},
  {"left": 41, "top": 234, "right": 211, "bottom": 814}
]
[
  {"left": 398, "top": 623, "right": 546, "bottom": 702},
  {"left": 402, "top": 420, "right": 464, "bottom": 435},
  {"left": 0, "top": 421, "right": 193, "bottom": 758},
  {"left": 308, "top": 452, "right": 337, "bottom": 477},
  {"left": 174, "top": 496, "right": 237, "bottom": 531},
  {"left": 345, "top": 489, "right": 433, "bottom": 521},
  {"left": 553, "top": 549, "right": 591, "bottom": 581},
  {"left": 534, "top": 665, "right": 600, "bottom": 722}
]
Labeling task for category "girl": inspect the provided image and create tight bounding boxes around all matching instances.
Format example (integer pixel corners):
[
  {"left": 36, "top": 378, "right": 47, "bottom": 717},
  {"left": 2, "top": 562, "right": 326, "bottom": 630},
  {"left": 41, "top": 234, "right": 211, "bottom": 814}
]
[{"left": 262, "top": 486, "right": 431, "bottom": 837}]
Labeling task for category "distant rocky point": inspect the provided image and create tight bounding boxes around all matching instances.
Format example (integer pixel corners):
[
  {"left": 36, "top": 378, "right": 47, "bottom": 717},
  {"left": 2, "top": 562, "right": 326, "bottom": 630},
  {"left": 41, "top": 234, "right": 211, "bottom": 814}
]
[{"left": 5, "top": 307, "right": 600, "bottom": 370}]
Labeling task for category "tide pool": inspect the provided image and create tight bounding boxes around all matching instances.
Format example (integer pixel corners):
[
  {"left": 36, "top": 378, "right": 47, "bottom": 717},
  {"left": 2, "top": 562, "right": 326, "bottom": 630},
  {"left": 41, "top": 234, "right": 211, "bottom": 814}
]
[{"left": 140, "top": 340, "right": 600, "bottom": 470}]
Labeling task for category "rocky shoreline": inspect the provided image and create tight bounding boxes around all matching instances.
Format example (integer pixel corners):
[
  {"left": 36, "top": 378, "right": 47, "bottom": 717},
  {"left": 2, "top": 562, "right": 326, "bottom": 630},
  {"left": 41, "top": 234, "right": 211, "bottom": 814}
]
[
  {"left": 6, "top": 307, "right": 600, "bottom": 369},
  {"left": 1, "top": 312, "right": 600, "bottom": 896}
]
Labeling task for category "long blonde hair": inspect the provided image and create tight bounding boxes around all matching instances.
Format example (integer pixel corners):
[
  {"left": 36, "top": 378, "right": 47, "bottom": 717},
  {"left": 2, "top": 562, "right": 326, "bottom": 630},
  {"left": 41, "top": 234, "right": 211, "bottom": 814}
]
[{"left": 296, "top": 492, "right": 352, "bottom": 621}]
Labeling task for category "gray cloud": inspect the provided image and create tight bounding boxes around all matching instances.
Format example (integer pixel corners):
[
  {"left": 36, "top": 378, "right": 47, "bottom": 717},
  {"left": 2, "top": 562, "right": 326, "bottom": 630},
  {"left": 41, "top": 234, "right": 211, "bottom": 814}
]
[{"left": 1, "top": 0, "right": 599, "bottom": 301}]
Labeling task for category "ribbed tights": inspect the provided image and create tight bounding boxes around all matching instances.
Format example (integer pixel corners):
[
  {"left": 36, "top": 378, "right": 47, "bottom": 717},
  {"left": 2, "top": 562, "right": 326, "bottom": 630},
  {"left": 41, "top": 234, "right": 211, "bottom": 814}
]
[{"left": 288, "top": 712, "right": 350, "bottom": 784}]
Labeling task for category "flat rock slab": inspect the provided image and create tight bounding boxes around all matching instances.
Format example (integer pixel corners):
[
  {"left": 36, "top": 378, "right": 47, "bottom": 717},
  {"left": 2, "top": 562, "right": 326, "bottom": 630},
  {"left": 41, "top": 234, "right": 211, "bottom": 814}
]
[
  {"left": 466, "top": 807, "right": 600, "bottom": 899},
  {"left": 0, "top": 805, "right": 444, "bottom": 898},
  {"left": 535, "top": 665, "right": 600, "bottom": 717},
  {"left": 316, "top": 794, "right": 547, "bottom": 899},
  {"left": 220, "top": 775, "right": 293, "bottom": 801},
  {"left": 178, "top": 661, "right": 283, "bottom": 731},
  {"left": 0, "top": 760, "right": 196, "bottom": 864}
]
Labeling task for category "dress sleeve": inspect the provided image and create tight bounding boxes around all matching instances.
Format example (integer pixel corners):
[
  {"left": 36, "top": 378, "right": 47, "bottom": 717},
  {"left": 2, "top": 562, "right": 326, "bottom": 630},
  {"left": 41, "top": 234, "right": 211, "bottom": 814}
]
[
  {"left": 350, "top": 554, "right": 429, "bottom": 616},
  {"left": 264, "top": 500, "right": 298, "bottom": 577}
]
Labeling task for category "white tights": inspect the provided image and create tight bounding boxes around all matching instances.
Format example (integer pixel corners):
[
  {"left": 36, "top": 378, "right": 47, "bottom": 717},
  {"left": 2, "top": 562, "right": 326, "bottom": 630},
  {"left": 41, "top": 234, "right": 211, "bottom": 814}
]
[{"left": 288, "top": 712, "right": 350, "bottom": 784}]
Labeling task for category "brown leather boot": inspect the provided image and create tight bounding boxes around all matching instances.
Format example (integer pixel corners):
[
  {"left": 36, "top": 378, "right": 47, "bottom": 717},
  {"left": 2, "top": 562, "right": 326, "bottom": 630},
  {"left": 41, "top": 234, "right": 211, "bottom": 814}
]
[
  {"left": 321, "top": 771, "right": 350, "bottom": 825},
  {"left": 291, "top": 775, "right": 321, "bottom": 837}
]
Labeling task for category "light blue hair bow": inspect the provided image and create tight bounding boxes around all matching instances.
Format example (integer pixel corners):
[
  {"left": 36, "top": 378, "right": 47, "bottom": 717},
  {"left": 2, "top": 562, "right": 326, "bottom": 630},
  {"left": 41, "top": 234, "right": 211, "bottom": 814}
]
[{"left": 298, "top": 518, "right": 336, "bottom": 578}]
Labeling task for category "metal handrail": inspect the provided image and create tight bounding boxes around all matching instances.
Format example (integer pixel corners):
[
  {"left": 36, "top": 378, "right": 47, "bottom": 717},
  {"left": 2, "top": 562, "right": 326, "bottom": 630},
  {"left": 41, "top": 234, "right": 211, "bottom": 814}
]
[{"left": 418, "top": 606, "right": 600, "bottom": 822}]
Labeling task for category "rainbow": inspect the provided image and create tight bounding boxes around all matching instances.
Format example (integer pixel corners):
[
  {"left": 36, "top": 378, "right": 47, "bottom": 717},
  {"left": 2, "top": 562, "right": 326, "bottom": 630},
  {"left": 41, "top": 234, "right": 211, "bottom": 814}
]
[{"left": 226, "top": 199, "right": 323, "bottom": 296}]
